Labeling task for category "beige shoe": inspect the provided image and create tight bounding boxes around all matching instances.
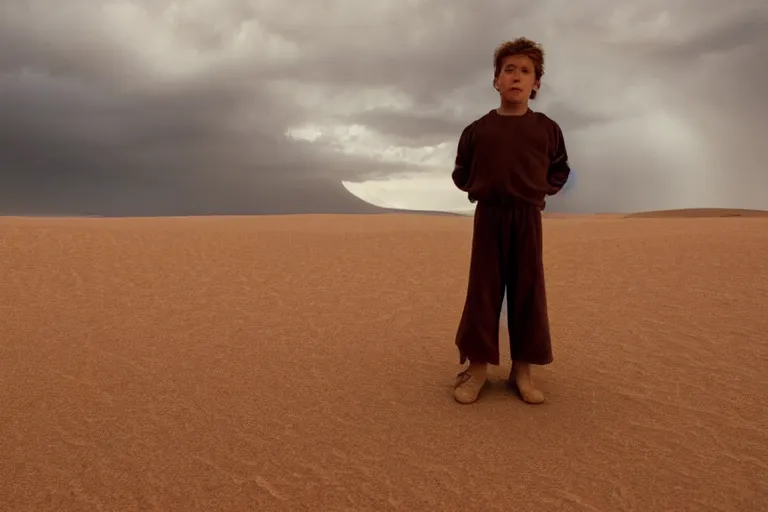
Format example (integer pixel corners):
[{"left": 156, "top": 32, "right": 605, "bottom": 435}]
[
  {"left": 508, "top": 364, "right": 546, "bottom": 404},
  {"left": 453, "top": 368, "right": 489, "bottom": 404}
]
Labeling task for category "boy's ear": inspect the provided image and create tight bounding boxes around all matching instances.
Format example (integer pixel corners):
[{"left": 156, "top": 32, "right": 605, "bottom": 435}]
[{"left": 493, "top": 77, "right": 500, "bottom": 91}]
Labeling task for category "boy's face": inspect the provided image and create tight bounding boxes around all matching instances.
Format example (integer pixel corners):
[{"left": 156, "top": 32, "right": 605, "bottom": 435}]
[{"left": 494, "top": 54, "right": 540, "bottom": 103}]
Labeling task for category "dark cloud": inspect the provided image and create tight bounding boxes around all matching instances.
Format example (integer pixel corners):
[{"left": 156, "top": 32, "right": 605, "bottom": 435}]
[
  {"left": 0, "top": 2, "right": 390, "bottom": 215},
  {"left": 0, "top": 1, "right": 766, "bottom": 216}
]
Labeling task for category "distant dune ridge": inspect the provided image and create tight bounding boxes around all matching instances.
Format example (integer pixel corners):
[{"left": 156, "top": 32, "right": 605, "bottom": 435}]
[
  {"left": 625, "top": 207, "right": 768, "bottom": 218},
  {"left": 1, "top": 213, "right": 767, "bottom": 511},
  {"left": 438, "top": 207, "right": 768, "bottom": 219}
]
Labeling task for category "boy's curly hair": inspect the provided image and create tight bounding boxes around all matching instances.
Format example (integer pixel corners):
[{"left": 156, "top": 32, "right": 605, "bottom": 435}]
[{"left": 493, "top": 38, "right": 545, "bottom": 99}]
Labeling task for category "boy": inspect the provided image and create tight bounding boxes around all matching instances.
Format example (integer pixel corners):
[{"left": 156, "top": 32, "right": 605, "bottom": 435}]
[{"left": 451, "top": 38, "right": 570, "bottom": 405}]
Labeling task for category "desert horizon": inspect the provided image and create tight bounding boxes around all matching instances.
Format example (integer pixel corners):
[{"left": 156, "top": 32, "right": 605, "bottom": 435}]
[
  {"left": 2, "top": 211, "right": 766, "bottom": 511},
  {"left": 4, "top": 206, "right": 768, "bottom": 220}
]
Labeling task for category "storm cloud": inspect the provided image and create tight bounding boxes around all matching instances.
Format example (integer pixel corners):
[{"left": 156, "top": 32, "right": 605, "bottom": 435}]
[{"left": 1, "top": 0, "right": 766, "bottom": 215}]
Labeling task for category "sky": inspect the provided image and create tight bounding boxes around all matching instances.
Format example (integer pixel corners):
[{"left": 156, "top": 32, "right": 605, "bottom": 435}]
[{"left": 1, "top": 0, "right": 766, "bottom": 216}]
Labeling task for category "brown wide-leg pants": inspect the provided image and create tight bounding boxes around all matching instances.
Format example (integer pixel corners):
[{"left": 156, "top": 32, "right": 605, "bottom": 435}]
[{"left": 455, "top": 197, "right": 553, "bottom": 366}]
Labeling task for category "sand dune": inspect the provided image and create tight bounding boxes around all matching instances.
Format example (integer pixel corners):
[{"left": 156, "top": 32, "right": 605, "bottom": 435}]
[
  {"left": 626, "top": 208, "right": 768, "bottom": 218},
  {"left": 1, "top": 214, "right": 767, "bottom": 511}
]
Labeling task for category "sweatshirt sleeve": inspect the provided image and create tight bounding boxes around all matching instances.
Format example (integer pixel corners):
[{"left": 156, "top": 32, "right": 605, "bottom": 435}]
[
  {"left": 546, "top": 122, "right": 571, "bottom": 195},
  {"left": 451, "top": 122, "right": 475, "bottom": 192}
]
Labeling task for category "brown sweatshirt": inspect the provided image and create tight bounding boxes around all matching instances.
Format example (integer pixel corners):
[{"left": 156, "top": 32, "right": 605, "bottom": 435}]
[{"left": 451, "top": 108, "right": 570, "bottom": 209}]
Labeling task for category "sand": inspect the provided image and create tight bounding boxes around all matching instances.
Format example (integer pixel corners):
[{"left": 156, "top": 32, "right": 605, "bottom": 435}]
[{"left": 1, "top": 213, "right": 767, "bottom": 512}]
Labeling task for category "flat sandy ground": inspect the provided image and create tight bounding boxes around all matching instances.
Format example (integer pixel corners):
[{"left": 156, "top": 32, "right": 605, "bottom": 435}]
[{"left": 1, "top": 213, "right": 767, "bottom": 512}]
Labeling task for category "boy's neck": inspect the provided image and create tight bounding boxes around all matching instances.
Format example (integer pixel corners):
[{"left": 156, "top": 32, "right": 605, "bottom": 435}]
[{"left": 496, "top": 100, "right": 530, "bottom": 116}]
